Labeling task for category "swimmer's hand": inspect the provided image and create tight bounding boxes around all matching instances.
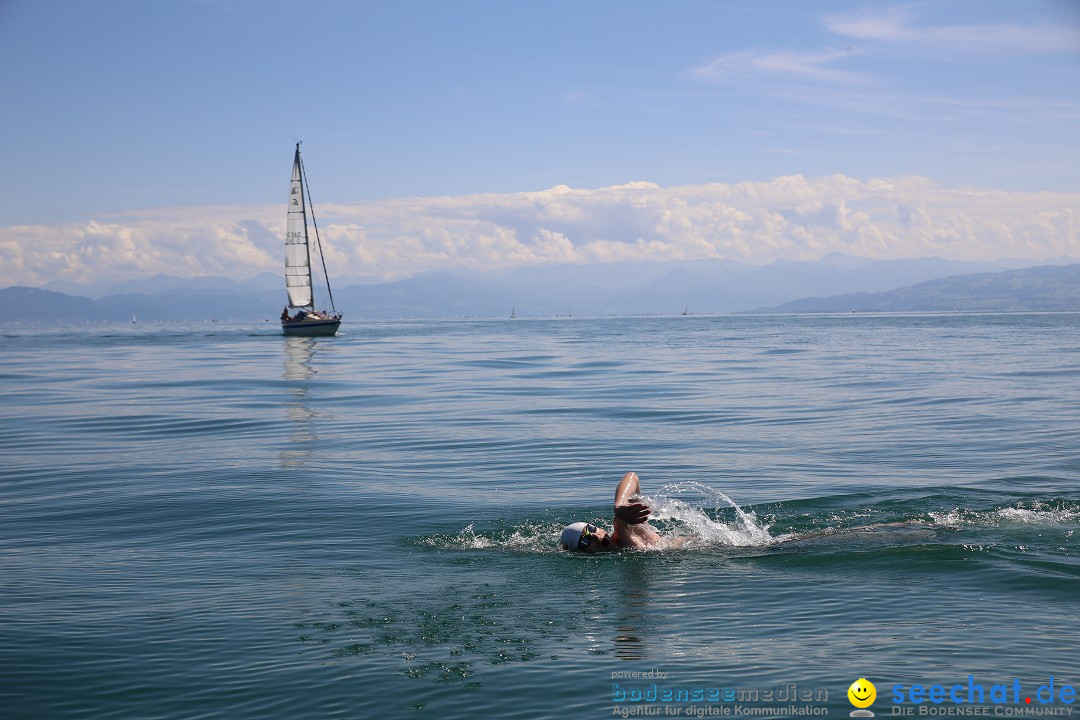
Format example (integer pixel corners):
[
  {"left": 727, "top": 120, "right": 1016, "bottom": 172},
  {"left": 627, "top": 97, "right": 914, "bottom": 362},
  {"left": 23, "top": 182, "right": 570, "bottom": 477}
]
[{"left": 614, "top": 502, "right": 651, "bottom": 525}]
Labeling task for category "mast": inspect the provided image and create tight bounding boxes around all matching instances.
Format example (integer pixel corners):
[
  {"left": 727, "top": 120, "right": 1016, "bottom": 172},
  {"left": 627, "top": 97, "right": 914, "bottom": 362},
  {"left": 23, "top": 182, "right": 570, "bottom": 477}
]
[{"left": 300, "top": 145, "right": 315, "bottom": 309}]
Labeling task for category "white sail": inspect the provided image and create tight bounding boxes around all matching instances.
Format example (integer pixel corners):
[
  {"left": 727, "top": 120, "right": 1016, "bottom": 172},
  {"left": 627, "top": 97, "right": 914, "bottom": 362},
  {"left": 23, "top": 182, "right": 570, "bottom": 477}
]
[{"left": 285, "top": 146, "right": 313, "bottom": 308}]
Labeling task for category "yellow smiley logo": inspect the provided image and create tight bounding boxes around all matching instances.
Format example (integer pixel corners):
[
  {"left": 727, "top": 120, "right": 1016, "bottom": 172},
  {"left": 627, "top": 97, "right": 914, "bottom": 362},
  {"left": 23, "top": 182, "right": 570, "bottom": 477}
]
[{"left": 848, "top": 678, "right": 877, "bottom": 709}]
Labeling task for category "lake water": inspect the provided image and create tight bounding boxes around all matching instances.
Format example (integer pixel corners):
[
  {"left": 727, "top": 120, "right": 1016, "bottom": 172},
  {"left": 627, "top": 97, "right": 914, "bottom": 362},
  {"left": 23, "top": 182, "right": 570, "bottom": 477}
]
[{"left": 2, "top": 314, "right": 1079, "bottom": 719}]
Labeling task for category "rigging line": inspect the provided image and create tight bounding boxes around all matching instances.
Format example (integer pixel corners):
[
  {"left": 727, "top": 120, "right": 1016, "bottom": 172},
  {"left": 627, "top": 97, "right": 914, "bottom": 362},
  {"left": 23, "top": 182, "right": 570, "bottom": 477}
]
[{"left": 299, "top": 151, "right": 338, "bottom": 315}]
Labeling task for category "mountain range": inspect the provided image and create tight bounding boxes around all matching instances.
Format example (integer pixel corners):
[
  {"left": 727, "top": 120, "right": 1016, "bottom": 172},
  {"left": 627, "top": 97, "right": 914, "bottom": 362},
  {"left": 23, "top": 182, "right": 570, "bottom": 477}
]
[
  {"left": 754, "top": 263, "right": 1080, "bottom": 313},
  {"left": 3, "top": 255, "right": 1078, "bottom": 322}
]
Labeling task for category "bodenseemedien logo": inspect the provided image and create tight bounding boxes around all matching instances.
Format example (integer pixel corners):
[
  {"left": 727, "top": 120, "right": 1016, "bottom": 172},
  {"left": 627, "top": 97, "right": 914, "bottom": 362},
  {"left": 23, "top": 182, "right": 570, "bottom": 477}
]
[{"left": 848, "top": 678, "right": 877, "bottom": 717}]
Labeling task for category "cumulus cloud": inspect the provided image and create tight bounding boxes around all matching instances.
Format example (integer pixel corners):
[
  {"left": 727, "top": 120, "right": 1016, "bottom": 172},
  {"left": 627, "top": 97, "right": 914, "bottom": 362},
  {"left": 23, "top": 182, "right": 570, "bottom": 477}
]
[{"left": 1, "top": 175, "right": 1077, "bottom": 286}]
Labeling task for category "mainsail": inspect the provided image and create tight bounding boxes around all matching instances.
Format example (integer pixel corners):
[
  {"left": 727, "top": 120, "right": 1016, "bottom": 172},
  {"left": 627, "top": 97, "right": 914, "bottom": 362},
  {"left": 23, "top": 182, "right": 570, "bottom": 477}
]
[{"left": 285, "top": 145, "right": 313, "bottom": 308}]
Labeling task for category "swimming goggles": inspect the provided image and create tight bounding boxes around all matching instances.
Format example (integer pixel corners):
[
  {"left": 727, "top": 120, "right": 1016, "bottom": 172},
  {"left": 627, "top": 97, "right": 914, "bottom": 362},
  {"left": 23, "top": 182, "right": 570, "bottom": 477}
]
[{"left": 578, "top": 523, "right": 601, "bottom": 549}]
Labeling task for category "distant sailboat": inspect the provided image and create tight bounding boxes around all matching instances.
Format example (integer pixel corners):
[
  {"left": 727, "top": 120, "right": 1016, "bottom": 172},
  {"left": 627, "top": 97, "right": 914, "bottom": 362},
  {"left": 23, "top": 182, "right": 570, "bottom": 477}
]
[
  {"left": 510, "top": 307, "right": 516, "bottom": 319},
  {"left": 281, "top": 142, "right": 342, "bottom": 337}
]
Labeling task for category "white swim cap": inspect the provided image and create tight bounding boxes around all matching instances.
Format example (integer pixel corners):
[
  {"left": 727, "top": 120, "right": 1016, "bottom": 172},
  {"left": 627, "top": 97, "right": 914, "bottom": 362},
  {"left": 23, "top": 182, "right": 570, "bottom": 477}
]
[{"left": 561, "top": 522, "right": 588, "bottom": 551}]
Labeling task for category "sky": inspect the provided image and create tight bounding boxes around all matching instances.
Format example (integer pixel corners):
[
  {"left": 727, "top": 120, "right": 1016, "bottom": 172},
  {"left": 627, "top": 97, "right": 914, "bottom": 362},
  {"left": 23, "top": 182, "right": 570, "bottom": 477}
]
[{"left": 0, "top": 0, "right": 1078, "bottom": 286}]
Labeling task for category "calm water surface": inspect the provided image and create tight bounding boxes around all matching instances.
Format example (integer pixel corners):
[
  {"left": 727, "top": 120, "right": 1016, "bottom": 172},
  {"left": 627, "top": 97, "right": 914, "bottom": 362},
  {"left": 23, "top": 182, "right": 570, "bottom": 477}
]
[{"left": 2, "top": 314, "right": 1079, "bottom": 719}]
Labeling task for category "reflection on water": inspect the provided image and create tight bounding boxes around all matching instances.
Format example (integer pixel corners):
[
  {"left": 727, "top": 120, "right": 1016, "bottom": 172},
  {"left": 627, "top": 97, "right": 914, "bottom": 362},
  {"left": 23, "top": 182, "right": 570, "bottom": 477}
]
[
  {"left": 281, "top": 337, "right": 318, "bottom": 468},
  {"left": 283, "top": 336, "right": 318, "bottom": 382},
  {"left": 612, "top": 556, "right": 653, "bottom": 660}
]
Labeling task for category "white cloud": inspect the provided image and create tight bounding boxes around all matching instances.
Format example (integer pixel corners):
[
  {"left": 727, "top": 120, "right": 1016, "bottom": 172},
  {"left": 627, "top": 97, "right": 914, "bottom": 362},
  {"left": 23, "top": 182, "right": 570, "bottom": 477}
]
[
  {"left": 691, "top": 48, "right": 865, "bottom": 85},
  {"left": 1, "top": 175, "right": 1077, "bottom": 287},
  {"left": 824, "top": 7, "right": 1080, "bottom": 54},
  {"left": 689, "top": 6, "right": 1080, "bottom": 123}
]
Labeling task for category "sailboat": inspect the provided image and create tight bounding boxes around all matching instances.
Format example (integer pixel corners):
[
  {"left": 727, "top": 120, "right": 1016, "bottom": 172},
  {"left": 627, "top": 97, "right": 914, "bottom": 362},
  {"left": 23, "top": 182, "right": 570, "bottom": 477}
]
[{"left": 281, "top": 142, "right": 342, "bottom": 337}]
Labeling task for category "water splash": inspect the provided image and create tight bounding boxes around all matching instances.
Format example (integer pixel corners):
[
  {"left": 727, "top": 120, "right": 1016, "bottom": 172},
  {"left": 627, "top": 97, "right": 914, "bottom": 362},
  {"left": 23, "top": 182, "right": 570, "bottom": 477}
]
[{"left": 641, "top": 481, "right": 787, "bottom": 549}]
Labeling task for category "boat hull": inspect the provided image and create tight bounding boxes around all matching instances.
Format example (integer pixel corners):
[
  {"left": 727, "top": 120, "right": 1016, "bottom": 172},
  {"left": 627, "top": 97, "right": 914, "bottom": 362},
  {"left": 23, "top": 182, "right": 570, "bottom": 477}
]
[{"left": 281, "top": 318, "right": 342, "bottom": 337}]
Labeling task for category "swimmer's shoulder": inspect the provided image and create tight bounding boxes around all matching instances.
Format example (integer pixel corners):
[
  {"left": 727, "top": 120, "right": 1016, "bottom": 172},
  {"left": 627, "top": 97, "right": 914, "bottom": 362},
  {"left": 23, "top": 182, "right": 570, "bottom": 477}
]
[{"left": 613, "top": 523, "right": 663, "bottom": 549}]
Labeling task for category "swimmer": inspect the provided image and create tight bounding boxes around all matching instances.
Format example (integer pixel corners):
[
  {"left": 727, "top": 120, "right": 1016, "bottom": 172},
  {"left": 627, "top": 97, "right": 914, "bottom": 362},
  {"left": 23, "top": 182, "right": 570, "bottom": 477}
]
[{"left": 561, "top": 472, "right": 663, "bottom": 552}]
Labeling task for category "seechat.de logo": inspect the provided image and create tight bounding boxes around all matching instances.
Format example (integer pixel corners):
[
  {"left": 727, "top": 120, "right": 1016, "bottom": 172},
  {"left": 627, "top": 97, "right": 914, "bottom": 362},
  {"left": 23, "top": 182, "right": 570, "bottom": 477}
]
[{"left": 848, "top": 678, "right": 877, "bottom": 717}]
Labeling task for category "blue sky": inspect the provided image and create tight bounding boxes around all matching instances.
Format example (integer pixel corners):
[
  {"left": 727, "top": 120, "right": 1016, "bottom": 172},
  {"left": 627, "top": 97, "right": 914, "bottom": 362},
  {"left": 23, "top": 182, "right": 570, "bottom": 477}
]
[{"left": 0, "top": 0, "right": 1077, "bottom": 284}]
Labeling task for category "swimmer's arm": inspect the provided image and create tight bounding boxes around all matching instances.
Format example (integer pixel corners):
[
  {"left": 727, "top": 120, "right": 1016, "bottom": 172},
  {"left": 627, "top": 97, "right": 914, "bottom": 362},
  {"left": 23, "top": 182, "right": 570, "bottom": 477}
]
[
  {"left": 612, "top": 472, "right": 661, "bottom": 548},
  {"left": 613, "top": 472, "right": 650, "bottom": 524}
]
